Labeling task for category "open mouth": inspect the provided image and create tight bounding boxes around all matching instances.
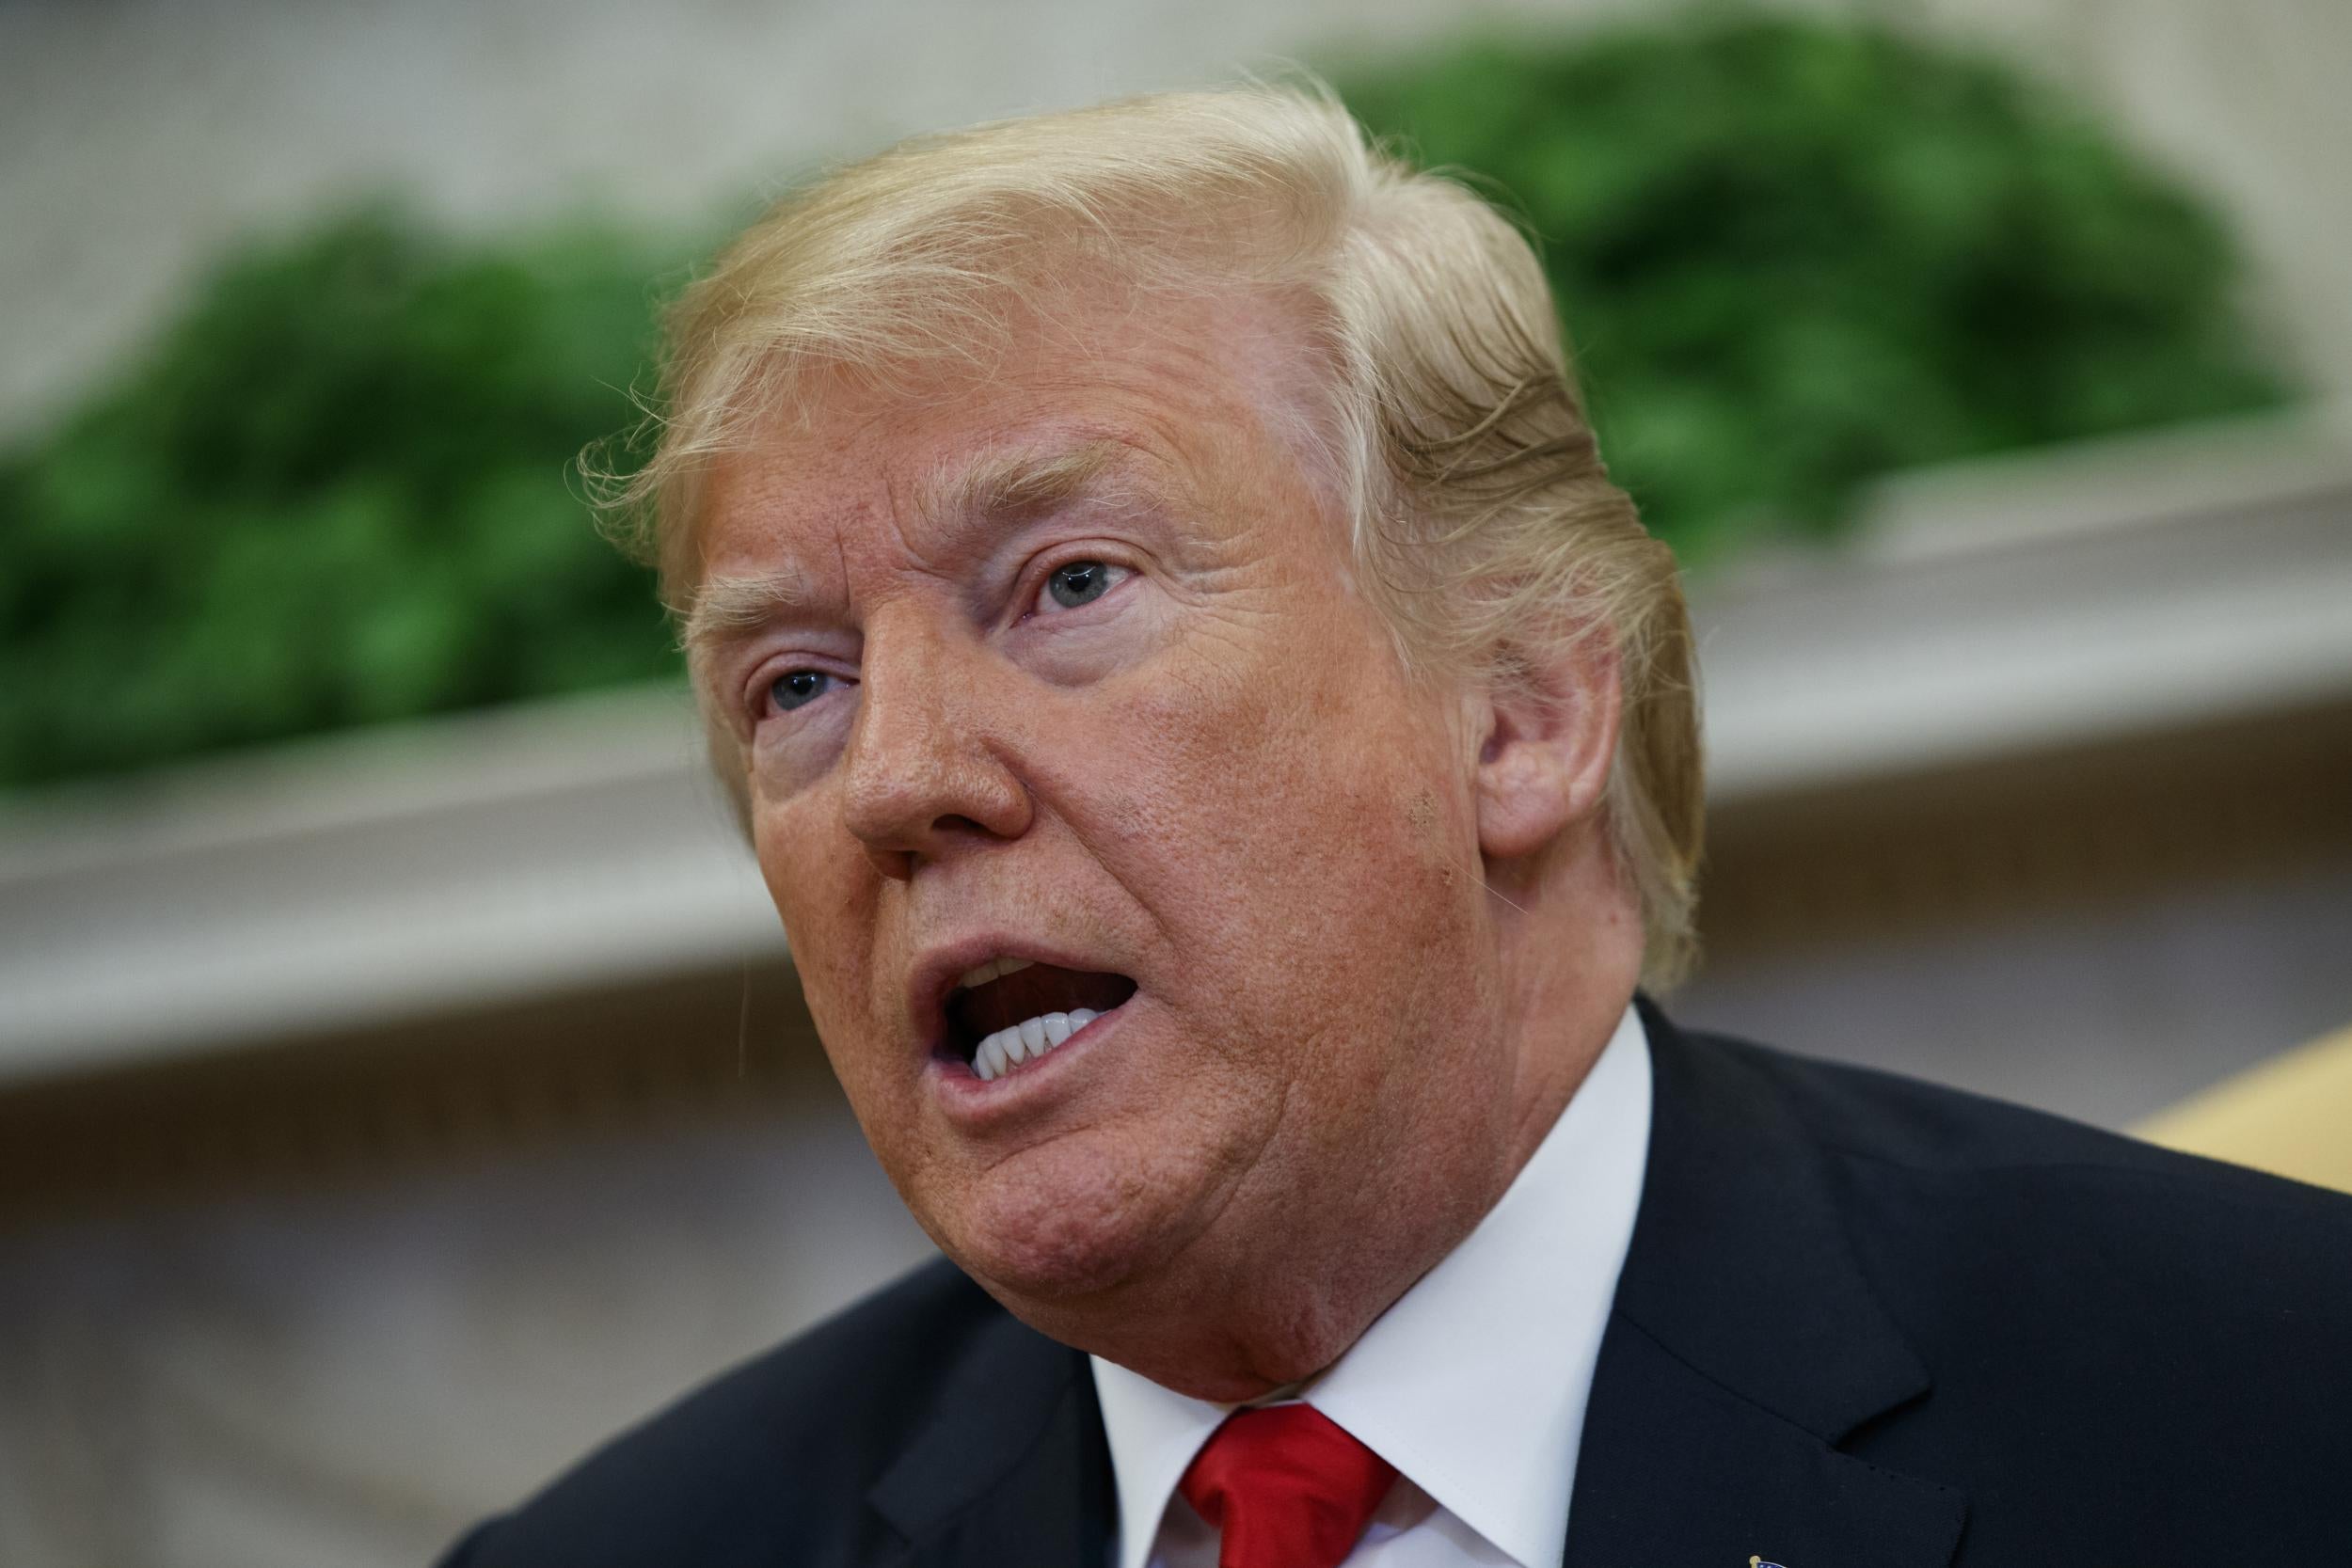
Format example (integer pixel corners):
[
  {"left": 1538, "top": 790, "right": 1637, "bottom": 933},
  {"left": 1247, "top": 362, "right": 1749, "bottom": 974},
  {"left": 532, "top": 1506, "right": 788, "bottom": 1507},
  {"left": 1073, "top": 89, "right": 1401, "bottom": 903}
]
[{"left": 943, "top": 958, "right": 1137, "bottom": 1082}]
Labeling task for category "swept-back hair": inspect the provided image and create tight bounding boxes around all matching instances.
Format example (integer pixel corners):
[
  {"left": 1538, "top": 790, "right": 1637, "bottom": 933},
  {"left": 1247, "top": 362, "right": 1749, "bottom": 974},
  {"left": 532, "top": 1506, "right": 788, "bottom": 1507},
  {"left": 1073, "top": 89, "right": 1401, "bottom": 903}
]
[{"left": 601, "top": 82, "right": 1704, "bottom": 988}]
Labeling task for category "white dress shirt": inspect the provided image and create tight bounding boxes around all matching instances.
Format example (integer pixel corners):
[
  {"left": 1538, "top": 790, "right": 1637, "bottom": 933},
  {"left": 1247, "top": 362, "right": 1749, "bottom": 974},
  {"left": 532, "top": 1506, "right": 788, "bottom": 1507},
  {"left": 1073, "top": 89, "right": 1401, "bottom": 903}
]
[{"left": 1089, "top": 1004, "right": 1652, "bottom": 1568}]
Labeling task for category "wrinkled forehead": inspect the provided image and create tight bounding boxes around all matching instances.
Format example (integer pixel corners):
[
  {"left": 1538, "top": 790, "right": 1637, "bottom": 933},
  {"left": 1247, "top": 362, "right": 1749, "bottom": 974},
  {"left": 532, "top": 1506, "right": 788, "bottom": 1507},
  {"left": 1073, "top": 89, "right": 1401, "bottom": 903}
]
[{"left": 664, "top": 262, "right": 1352, "bottom": 614}]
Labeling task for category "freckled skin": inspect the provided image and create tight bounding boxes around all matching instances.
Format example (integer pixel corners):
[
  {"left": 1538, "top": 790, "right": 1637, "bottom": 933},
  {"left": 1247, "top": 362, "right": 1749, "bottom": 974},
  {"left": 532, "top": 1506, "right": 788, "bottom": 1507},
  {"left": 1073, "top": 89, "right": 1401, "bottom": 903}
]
[{"left": 693, "top": 274, "right": 1643, "bottom": 1400}]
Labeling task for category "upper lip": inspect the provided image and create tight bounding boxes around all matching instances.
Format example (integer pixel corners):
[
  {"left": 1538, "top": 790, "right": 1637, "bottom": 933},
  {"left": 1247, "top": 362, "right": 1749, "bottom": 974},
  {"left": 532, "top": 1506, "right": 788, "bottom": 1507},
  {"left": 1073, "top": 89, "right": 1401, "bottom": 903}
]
[{"left": 906, "top": 933, "right": 1129, "bottom": 1058}]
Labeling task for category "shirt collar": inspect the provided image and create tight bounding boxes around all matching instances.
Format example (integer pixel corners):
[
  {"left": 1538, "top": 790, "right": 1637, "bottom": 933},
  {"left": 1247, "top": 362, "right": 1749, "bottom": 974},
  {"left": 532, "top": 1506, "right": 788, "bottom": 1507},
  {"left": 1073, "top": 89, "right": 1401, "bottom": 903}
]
[{"left": 1090, "top": 1003, "right": 1653, "bottom": 1568}]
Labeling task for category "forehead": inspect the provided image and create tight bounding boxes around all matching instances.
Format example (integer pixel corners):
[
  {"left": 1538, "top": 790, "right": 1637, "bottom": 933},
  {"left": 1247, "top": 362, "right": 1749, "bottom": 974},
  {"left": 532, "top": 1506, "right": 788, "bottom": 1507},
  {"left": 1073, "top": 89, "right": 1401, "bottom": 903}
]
[{"left": 687, "top": 276, "right": 1340, "bottom": 588}]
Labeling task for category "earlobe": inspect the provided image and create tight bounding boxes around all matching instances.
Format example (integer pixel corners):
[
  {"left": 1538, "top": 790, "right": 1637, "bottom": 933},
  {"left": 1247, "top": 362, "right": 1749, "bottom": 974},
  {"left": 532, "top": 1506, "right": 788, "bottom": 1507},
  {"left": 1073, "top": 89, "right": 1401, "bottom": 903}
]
[{"left": 1471, "top": 633, "right": 1621, "bottom": 863}]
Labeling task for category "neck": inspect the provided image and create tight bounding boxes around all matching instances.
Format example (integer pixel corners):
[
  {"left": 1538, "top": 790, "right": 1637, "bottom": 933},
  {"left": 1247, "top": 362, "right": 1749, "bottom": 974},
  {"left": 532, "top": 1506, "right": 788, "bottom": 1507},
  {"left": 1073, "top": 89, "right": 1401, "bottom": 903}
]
[{"left": 1486, "top": 830, "right": 1645, "bottom": 1174}]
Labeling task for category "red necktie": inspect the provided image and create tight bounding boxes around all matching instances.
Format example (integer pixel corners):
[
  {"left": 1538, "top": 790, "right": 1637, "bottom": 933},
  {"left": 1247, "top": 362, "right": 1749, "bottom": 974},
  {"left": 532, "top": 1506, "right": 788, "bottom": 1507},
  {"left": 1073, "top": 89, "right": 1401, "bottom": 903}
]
[{"left": 1178, "top": 1405, "right": 1399, "bottom": 1568}]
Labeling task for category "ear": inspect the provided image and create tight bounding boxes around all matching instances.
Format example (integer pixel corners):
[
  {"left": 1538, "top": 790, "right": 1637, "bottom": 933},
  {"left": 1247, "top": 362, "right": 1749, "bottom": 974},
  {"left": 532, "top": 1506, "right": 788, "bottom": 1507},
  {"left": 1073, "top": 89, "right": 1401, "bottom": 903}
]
[{"left": 1470, "top": 628, "right": 1622, "bottom": 863}]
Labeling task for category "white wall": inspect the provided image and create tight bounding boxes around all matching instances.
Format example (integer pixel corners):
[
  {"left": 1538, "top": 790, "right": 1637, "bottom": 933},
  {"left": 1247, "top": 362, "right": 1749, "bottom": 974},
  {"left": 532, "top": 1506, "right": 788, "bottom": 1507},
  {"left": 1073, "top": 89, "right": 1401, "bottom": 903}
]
[
  {"left": 1679, "top": 856, "right": 2352, "bottom": 1130},
  {"left": 4, "top": 0, "right": 2349, "bottom": 440},
  {"left": 0, "top": 1101, "right": 935, "bottom": 1568}
]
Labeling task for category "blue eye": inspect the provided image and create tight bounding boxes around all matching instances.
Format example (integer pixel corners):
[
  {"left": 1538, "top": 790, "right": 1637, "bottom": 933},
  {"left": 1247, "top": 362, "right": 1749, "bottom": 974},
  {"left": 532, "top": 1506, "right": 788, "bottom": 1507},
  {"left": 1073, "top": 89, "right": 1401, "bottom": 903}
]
[
  {"left": 1041, "top": 561, "right": 1127, "bottom": 611},
  {"left": 770, "top": 669, "right": 832, "bottom": 712}
]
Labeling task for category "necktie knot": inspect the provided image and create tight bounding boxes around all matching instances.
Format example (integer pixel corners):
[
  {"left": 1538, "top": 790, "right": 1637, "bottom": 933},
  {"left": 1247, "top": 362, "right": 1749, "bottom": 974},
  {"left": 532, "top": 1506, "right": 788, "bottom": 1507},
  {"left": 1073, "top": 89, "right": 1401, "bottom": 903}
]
[{"left": 1177, "top": 1404, "right": 1398, "bottom": 1568}]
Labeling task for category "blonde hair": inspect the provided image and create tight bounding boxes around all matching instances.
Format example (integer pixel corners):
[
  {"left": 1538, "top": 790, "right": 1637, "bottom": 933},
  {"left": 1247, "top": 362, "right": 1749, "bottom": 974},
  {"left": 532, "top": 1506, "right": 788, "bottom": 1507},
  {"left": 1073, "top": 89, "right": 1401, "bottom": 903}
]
[{"left": 605, "top": 82, "right": 1705, "bottom": 989}]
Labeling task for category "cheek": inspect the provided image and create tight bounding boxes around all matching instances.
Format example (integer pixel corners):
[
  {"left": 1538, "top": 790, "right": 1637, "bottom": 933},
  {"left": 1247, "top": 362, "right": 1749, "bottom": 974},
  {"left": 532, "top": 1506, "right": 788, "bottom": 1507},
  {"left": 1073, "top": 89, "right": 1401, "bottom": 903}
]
[
  {"left": 1087, "top": 600, "right": 1479, "bottom": 1020},
  {"left": 753, "top": 802, "right": 891, "bottom": 1078}
]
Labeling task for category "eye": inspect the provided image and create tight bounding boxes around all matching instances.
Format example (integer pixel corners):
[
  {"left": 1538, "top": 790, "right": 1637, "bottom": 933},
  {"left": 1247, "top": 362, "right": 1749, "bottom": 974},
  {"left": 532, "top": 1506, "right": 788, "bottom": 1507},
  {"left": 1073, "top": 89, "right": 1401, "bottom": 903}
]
[
  {"left": 767, "top": 669, "right": 834, "bottom": 713},
  {"left": 1037, "top": 560, "right": 1129, "bottom": 613}
]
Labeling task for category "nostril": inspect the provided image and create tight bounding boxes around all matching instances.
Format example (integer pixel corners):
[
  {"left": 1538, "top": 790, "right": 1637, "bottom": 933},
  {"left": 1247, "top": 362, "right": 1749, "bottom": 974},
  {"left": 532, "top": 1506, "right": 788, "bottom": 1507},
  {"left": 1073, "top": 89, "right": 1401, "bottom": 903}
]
[{"left": 863, "top": 816, "right": 994, "bottom": 880}]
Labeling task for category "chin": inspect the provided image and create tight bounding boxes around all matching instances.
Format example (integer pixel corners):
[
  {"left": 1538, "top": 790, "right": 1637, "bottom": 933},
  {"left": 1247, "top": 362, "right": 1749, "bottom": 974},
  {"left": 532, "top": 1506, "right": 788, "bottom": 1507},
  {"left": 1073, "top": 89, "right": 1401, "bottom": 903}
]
[{"left": 930, "top": 1132, "right": 1198, "bottom": 1307}]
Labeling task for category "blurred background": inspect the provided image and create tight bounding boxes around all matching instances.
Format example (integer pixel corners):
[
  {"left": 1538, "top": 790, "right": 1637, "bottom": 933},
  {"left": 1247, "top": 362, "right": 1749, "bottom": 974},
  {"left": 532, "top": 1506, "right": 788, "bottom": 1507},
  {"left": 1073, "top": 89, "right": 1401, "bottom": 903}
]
[{"left": 3, "top": 0, "right": 2348, "bottom": 1562}]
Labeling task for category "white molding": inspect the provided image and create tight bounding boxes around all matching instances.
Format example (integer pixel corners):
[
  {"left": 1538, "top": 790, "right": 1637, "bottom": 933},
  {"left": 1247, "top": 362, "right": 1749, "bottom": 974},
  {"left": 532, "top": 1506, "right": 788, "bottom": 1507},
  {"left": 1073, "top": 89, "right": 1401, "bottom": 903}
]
[
  {"left": 5, "top": 420, "right": 2349, "bottom": 1082},
  {"left": 0, "top": 689, "right": 786, "bottom": 1080},
  {"left": 1696, "top": 411, "right": 2352, "bottom": 798}
]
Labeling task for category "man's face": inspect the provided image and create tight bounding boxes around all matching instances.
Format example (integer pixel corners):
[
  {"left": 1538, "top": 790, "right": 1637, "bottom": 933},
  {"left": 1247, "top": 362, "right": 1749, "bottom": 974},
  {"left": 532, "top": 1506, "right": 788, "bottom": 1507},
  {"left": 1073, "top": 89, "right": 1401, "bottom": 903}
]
[{"left": 692, "top": 278, "right": 1517, "bottom": 1338}]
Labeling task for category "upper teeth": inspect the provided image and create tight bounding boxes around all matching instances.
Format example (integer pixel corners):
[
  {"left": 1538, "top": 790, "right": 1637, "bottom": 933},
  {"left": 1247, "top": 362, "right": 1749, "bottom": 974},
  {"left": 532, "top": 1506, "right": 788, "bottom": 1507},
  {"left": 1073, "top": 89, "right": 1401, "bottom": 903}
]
[
  {"left": 955, "top": 956, "right": 1035, "bottom": 991},
  {"left": 974, "top": 1008, "right": 1100, "bottom": 1082}
]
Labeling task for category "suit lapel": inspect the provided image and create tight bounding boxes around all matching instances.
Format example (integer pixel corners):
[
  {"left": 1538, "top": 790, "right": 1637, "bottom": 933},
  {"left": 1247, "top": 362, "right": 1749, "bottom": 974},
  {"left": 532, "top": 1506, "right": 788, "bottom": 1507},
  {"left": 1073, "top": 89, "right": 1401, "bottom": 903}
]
[
  {"left": 866, "top": 1308, "right": 1112, "bottom": 1568},
  {"left": 1562, "top": 1317, "right": 1963, "bottom": 1567},
  {"left": 1562, "top": 1004, "right": 1968, "bottom": 1568}
]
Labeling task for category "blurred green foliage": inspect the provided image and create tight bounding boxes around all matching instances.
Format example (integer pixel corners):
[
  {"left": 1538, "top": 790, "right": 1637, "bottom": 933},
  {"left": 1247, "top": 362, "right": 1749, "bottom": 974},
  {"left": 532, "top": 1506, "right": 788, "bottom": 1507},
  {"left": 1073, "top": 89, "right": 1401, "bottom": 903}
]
[
  {"left": 0, "top": 8, "right": 2295, "bottom": 789},
  {"left": 1336, "top": 10, "right": 2292, "bottom": 559},
  {"left": 0, "top": 214, "right": 684, "bottom": 789}
]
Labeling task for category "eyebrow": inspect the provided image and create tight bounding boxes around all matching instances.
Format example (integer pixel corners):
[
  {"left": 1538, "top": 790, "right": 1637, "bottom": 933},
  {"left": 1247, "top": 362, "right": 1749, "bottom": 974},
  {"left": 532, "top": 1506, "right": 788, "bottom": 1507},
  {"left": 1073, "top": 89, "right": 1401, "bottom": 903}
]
[
  {"left": 681, "top": 564, "right": 816, "bottom": 680},
  {"left": 919, "top": 438, "right": 1129, "bottom": 529},
  {"left": 679, "top": 437, "right": 1140, "bottom": 674}
]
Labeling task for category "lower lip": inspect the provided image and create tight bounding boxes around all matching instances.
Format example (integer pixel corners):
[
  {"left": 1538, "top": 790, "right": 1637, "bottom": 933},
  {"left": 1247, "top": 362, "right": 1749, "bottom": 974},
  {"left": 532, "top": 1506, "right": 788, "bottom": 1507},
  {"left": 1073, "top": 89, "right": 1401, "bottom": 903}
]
[{"left": 930, "top": 1003, "right": 1127, "bottom": 1119}]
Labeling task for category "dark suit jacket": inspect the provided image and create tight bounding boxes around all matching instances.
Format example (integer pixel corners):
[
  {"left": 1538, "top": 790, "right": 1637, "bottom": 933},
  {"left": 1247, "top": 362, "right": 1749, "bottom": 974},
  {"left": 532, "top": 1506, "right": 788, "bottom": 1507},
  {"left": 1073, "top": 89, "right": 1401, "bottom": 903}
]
[{"left": 442, "top": 1002, "right": 2352, "bottom": 1565}]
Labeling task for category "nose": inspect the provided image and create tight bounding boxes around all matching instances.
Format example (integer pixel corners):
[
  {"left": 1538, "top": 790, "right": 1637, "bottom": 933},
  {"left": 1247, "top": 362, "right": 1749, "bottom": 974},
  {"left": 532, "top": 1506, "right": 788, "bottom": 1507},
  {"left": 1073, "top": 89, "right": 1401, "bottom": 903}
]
[{"left": 840, "top": 613, "right": 1032, "bottom": 879}]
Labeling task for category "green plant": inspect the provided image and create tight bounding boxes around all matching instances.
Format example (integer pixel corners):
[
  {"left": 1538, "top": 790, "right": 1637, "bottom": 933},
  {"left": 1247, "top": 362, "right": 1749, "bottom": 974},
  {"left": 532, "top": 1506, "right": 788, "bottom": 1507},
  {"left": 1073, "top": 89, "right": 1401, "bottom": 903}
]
[
  {"left": 0, "top": 11, "right": 2295, "bottom": 789},
  {"left": 1334, "top": 9, "right": 2292, "bottom": 559},
  {"left": 0, "top": 212, "right": 685, "bottom": 789}
]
